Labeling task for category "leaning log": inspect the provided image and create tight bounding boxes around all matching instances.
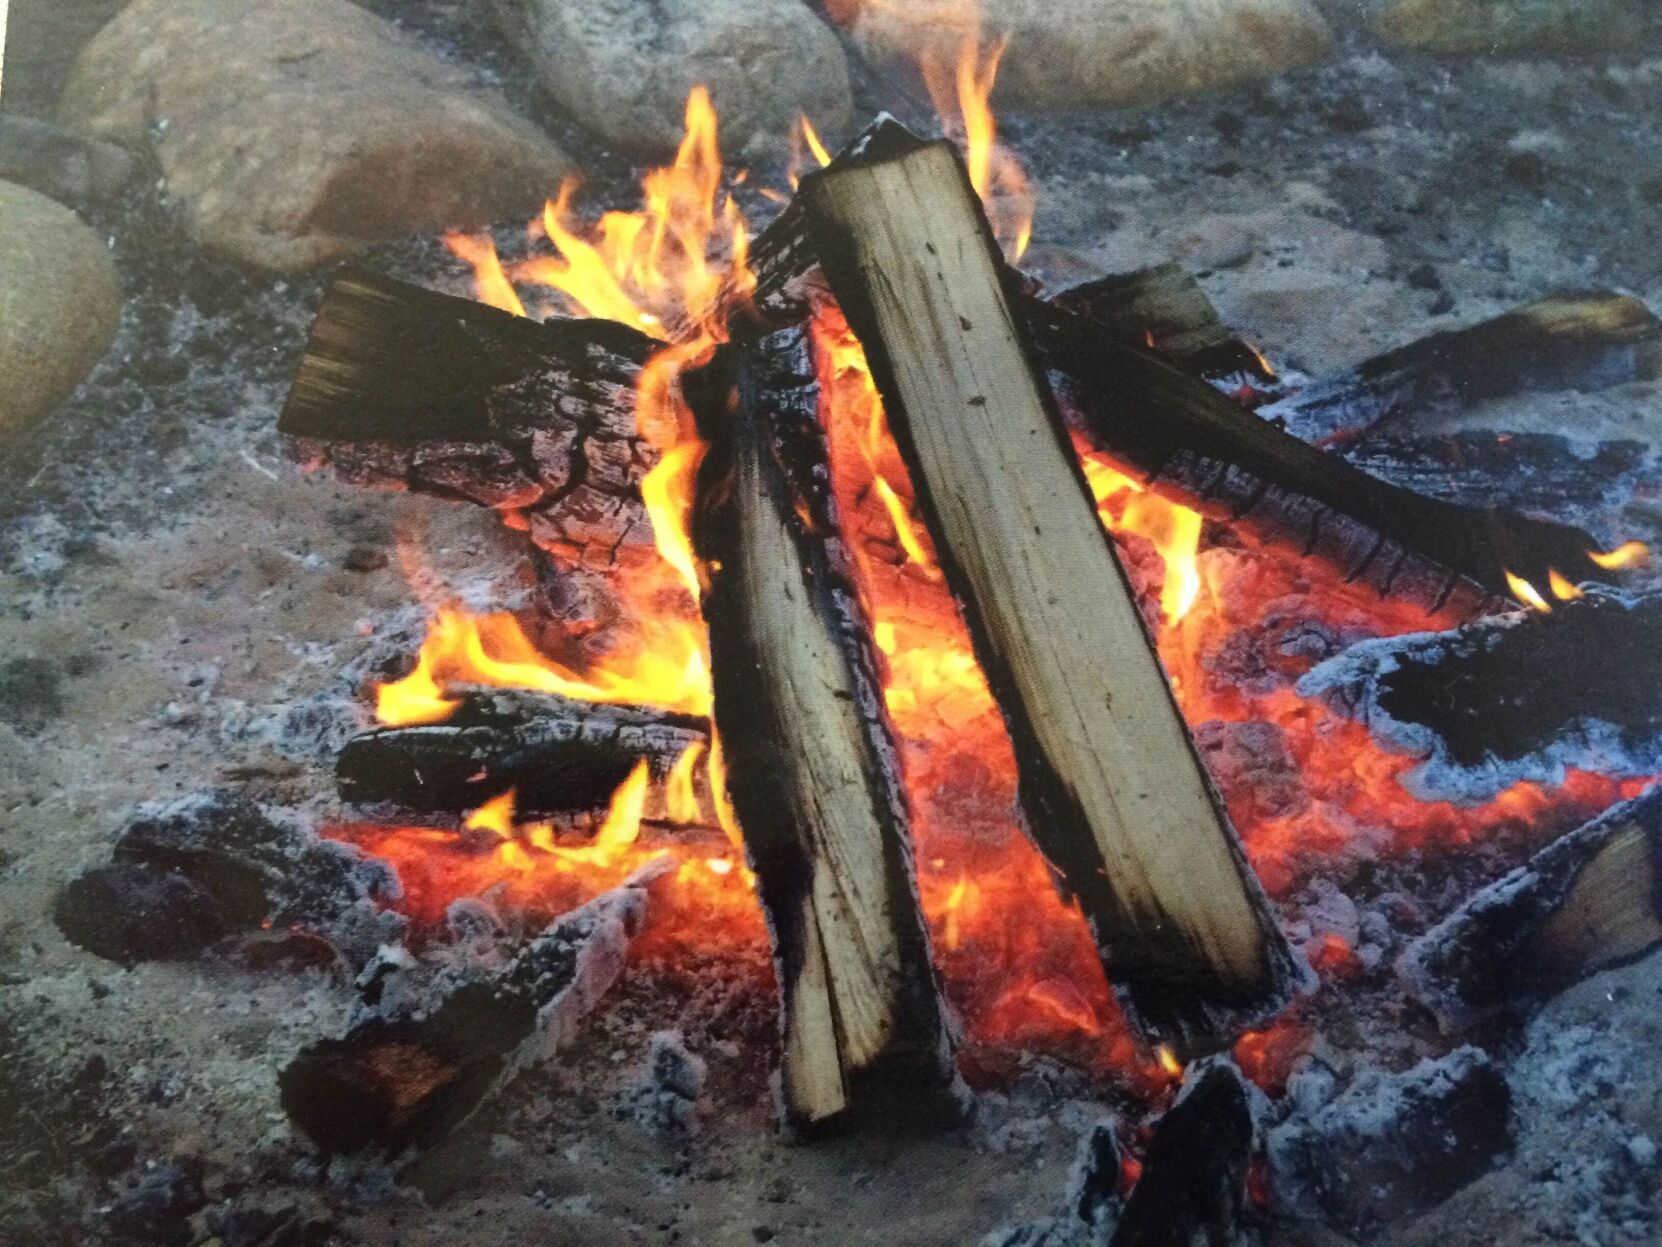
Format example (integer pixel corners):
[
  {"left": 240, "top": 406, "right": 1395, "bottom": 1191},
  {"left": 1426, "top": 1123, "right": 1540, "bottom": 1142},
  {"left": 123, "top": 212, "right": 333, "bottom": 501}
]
[
  {"left": 280, "top": 873, "right": 653, "bottom": 1156},
  {"left": 336, "top": 687, "right": 707, "bottom": 816},
  {"left": 1030, "top": 297, "right": 1609, "bottom": 612},
  {"left": 1259, "top": 290, "right": 1662, "bottom": 446},
  {"left": 689, "top": 324, "right": 958, "bottom": 1129},
  {"left": 1399, "top": 785, "right": 1662, "bottom": 1034},
  {"left": 1299, "top": 588, "right": 1662, "bottom": 804},
  {"left": 1110, "top": 1061, "right": 1256, "bottom": 1247},
  {"left": 801, "top": 137, "right": 1306, "bottom": 1052}
]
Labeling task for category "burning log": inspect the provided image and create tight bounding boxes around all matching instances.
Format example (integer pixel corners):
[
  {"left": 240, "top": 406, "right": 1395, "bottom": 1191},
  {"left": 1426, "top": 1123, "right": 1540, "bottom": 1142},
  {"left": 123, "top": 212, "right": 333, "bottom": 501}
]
[
  {"left": 1053, "top": 262, "right": 1280, "bottom": 395},
  {"left": 1031, "top": 297, "right": 1611, "bottom": 611},
  {"left": 335, "top": 687, "right": 706, "bottom": 816},
  {"left": 801, "top": 137, "right": 1306, "bottom": 1051},
  {"left": 1109, "top": 1061, "right": 1256, "bottom": 1247},
  {"left": 1299, "top": 589, "right": 1662, "bottom": 804},
  {"left": 280, "top": 872, "right": 653, "bottom": 1156},
  {"left": 1399, "top": 785, "right": 1662, "bottom": 1034},
  {"left": 1258, "top": 290, "right": 1662, "bottom": 446},
  {"left": 688, "top": 325, "right": 958, "bottom": 1129}
]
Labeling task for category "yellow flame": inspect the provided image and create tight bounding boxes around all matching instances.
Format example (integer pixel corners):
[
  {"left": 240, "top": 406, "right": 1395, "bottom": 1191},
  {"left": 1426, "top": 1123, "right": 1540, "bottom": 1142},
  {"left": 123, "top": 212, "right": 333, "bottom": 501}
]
[
  {"left": 1506, "top": 571, "right": 1553, "bottom": 613},
  {"left": 640, "top": 441, "right": 709, "bottom": 599},
  {"left": 1156, "top": 1045, "right": 1183, "bottom": 1078},
  {"left": 1548, "top": 569, "right": 1585, "bottom": 602},
  {"left": 707, "top": 730, "right": 744, "bottom": 851},
  {"left": 375, "top": 645, "right": 463, "bottom": 727},
  {"left": 442, "top": 233, "right": 526, "bottom": 317},
  {"left": 666, "top": 742, "right": 706, "bottom": 824},
  {"left": 464, "top": 788, "right": 518, "bottom": 839},
  {"left": 1084, "top": 457, "right": 1204, "bottom": 624},
  {"left": 872, "top": 475, "right": 941, "bottom": 578},
  {"left": 1591, "top": 540, "right": 1651, "bottom": 571}
]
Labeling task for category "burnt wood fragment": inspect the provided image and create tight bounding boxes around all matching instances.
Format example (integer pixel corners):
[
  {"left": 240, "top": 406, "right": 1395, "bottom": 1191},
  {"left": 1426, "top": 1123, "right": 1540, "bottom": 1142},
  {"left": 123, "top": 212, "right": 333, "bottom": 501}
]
[
  {"left": 1259, "top": 291, "right": 1662, "bottom": 446},
  {"left": 802, "top": 136, "right": 1305, "bottom": 1052},
  {"left": 55, "top": 862, "right": 240, "bottom": 966},
  {"left": 1267, "top": 1047, "right": 1512, "bottom": 1238},
  {"left": 1110, "top": 1062, "right": 1255, "bottom": 1247},
  {"left": 335, "top": 688, "right": 706, "bottom": 816},
  {"left": 1299, "top": 589, "right": 1662, "bottom": 803},
  {"left": 280, "top": 878, "right": 649, "bottom": 1156},
  {"left": 689, "top": 325, "right": 958, "bottom": 1129},
  {"left": 1399, "top": 785, "right": 1662, "bottom": 1033}
]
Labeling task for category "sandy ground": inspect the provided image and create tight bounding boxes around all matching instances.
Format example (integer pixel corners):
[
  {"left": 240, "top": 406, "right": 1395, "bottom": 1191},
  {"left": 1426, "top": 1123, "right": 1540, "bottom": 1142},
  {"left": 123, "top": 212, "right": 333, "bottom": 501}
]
[{"left": 4, "top": 3, "right": 1662, "bottom": 1245}]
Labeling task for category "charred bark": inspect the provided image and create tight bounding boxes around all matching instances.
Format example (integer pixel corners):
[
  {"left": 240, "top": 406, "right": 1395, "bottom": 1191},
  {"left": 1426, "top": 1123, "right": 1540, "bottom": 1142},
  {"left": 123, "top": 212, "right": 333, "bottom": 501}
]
[
  {"left": 1110, "top": 1061, "right": 1256, "bottom": 1247},
  {"left": 1299, "top": 589, "right": 1662, "bottom": 804},
  {"left": 688, "top": 325, "right": 958, "bottom": 1130},
  {"left": 1399, "top": 785, "right": 1662, "bottom": 1034},
  {"left": 335, "top": 688, "right": 706, "bottom": 816},
  {"left": 802, "top": 137, "right": 1306, "bottom": 1052},
  {"left": 280, "top": 876, "right": 651, "bottom": 1157},
  {"left": 1259, "top": 291, "right": 1662, "bottom": 446}
]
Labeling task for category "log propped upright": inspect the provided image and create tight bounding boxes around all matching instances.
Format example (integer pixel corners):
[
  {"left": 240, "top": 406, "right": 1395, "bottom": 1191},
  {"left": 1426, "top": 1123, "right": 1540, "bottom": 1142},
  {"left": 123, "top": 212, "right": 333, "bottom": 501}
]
[
  {"left": 688, "top": 325, "right": 958, "bottom": 1129},
  {"left": 801, "top": 139, "right": 1307, "bottom": 1052}
]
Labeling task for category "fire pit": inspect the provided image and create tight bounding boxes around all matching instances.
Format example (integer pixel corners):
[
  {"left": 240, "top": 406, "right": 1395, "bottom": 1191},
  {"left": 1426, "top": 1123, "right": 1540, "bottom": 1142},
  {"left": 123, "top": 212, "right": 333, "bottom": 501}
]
[{"left": 6, "top": 1, "right": 1662, "bottom": 1244}]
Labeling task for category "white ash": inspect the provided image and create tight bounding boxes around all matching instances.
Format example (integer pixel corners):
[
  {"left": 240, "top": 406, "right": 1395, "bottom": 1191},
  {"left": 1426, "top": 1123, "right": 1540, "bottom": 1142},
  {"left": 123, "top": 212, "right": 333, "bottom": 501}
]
[{"left": 621, "top": 1029, "right": 708, "bottom": 1136}]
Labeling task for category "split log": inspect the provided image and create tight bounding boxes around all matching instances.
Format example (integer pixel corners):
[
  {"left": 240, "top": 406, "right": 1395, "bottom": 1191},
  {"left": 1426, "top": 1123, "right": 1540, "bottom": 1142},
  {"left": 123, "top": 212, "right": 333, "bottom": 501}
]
[
  {"left": 1030, "top": 297, "right": 1610, "bottom": 613},
  {"left": 1399, "top": 785, "right": 1662, "bottom": 1034},
  {"left": 801, "top": 137, "right": 1306, "bottom": 1052},
  {"left": 1110, "top": 1061, "right": 1255, "bottom": 1247},
  {"left": 1258, "top": 290, "right": 1662, "bottom": 446},
  {"left": 280, "top": 873, "right": 652, "bottom": 1156},
  {"left": 1053, "top": 262, "right": 1281, "bottom": 398},
  {"left": 335, "top": 687, "right": 706, "bottom": 815},
  {"left": 688, "top": 324, "right": 958, "bottom": 1129},
  {"left": 1299, "top": 588, "right": 1662, "bottom": 804}
]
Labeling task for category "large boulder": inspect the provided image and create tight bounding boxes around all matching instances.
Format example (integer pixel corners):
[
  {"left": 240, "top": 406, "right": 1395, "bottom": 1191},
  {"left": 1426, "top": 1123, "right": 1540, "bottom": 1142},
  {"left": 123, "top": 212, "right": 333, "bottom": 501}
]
[
  {"left": 1375, "top": 0, "right": 1645, "bottom": 54},
  {"left": 0, "top": 180, "right": 122, "bottom": 442},
  {"left": 483, "top": 0, "right": 853, "bottom": 159},
  {"left": 57, "top": 0, "right": 574, "bottom": 271},
  {"left": 846, "top": 0, "right": 1334, "bottom": 111}
]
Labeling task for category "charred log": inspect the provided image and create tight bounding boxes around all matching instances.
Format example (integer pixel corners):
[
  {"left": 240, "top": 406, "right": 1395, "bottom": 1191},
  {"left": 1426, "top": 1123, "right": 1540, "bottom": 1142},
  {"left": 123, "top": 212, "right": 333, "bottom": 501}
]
[
  {"left": 336, "top": 688, "right": 706, "bottom": 816},
  {"left": 1110, "top": 1061, "right": 1255, "bottom": 1247},
  {"left": 689, "top": 325, "right": 958, "bottom": 1130},
  {"left": 280, "top": 876, "right": 650, "bottom": 1157},
  {"left": 1259, "top": 291, "right": 1662, "bottom": 446},
  {"left": 1299, "top": 589, "right": 1662, "bottom": 804},
  {"left": 1399, "top": 785, "right": 1662, "bottom": 1034},
  {"left": 1030, "top": 297, "right": 1610, "bottom": 612},
  {"left": 1054, "top": 262, "right": 1280, "bottom": 396},
  {"left": 802, "top": 137, "right": 1306, "bottom": 1052}
]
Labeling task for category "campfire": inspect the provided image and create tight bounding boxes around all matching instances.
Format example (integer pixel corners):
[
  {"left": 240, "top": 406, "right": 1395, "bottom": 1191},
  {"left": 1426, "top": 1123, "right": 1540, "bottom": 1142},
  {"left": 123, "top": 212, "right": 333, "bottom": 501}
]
[{"left": 32, "top": 9, "right": 1662, "bottom": 1245}]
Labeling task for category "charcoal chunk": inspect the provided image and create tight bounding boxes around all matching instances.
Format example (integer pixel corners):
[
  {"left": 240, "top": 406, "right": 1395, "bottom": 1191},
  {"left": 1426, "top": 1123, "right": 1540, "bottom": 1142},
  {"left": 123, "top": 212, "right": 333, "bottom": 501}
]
[
  {"left": 106, "top": 1160, "right": 207, "bottom": 1246},
  {"left": 55, "top": 864, "right": 234, "bottom": 966},
  {"left": 1268, "top": 1047, "right": 1512, "bottom": 1237}
]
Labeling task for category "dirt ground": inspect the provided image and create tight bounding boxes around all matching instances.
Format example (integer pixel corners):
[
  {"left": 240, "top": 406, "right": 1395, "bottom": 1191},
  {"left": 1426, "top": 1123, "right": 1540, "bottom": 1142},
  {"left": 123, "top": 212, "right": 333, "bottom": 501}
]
[{"left": 4, "top": 3, "right": 1662, "bottom": 1245}]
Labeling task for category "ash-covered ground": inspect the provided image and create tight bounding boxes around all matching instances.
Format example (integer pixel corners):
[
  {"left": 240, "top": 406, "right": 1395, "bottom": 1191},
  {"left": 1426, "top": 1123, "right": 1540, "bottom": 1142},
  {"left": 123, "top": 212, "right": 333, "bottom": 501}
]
[{"left": 4, "top": 4, "right": 1662, "bottom": 1245}]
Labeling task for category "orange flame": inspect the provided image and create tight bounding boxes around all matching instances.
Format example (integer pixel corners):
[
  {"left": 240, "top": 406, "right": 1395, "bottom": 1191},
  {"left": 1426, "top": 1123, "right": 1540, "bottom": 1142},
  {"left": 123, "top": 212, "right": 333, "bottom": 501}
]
[
  {"left": 665, "top": 742, "right": 706, "bottom": 825},
  {"left": 1591, "top": 540, "right": 1650, "bottom": 571},
  {"left": 1548, "top": 568, "right": 1585, "bottom": 602},
  {"left": 441, "top": 233, "right": 525, "bottom": 316}
]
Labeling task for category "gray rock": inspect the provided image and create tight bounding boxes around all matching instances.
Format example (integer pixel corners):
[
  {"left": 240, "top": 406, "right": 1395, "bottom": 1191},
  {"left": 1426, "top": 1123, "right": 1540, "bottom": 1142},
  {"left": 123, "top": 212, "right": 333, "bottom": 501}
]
[
  {"left": 1376, "top": 0, "right": 1645, "bottom": 55},
  {"left": 58, "top": 0, "right": 574, "bottom": 271},
  {"left": 0, "top": 114, "right": 139, "bottom": 209},
  {"left": 848, "top": 0, "right": 1333, "bottom": 111},
  {"left": 482, "top": 0, "right": 853, "bottom": 158},
  {"left": 0, "top": 180, "right": 121, "bottom": 442}
]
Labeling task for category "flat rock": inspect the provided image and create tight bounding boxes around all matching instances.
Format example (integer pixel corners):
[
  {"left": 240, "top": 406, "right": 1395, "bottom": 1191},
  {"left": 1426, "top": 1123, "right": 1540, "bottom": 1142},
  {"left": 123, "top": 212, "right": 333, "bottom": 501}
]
[
  {"left": 484, "top": 0, "right": 853, "bottom": 158},
  {"left": 1376, "top": 0, "right": 1645, "bottom": 55},
  {"left": 58, "top": 0, "right": 574, "bottom": 271},
  {"left": 847, "top": 0, "right": 1333, "bottom": 110},
  {"left": 0, "top": 180, "right": 121, "bottom": 442}
]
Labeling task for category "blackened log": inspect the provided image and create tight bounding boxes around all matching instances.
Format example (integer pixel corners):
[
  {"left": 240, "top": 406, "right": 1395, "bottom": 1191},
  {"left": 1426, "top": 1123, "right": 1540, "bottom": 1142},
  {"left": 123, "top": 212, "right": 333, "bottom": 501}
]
[
  {"left": 689, "top": 325, "right": 958, "bottom": 1129},
  {"left": 1341, "top": 431, "right": 1654, "bottom": 514},
  {"left": 1054, "top": 263, "right": 1280, "bottom": 397},
  {"left": 802, "top": 138, "right": 1306, "bottom": 1053},
  {"left": 1299, "top": 589, "right": 1662, "bottom": 804},
  {"left": 280, "top": 876, "right": 651, "bottom": 1156},
  {"left": 1110, "top": 1061, "right": 1255, "bottom": 1247},
  {"left": 1399, "top": 785, "right": 1662, "bottom": 1034},
  {"left": 1259, "top": 291, "right": 1662, "bottom": 446},
  {"left": 335, "top": 688, "right": 706, "bottom": 816},
  {"left": 1030, "top": 297, "right": 1609, "bottom": 612}
]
